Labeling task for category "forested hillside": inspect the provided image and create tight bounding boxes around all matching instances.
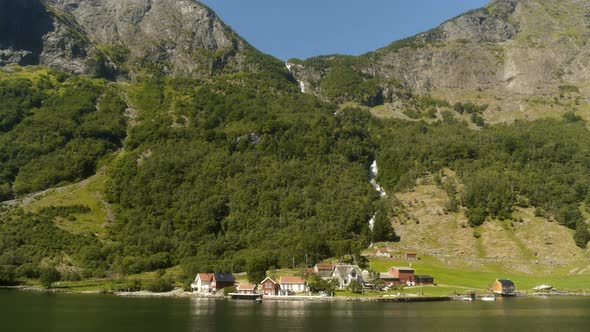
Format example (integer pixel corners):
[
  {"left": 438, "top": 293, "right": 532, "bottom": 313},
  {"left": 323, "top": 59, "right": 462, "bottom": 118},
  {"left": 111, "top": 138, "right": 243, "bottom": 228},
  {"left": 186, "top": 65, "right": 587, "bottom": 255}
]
[{"left": 1, "top": 0, "right": 590, "bottom": 287}]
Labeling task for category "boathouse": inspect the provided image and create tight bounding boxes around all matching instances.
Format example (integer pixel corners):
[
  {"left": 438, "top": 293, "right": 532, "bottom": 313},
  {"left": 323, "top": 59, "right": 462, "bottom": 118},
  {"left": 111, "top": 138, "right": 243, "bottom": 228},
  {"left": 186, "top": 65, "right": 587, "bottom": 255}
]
[
  {"left": 490, "top": 279, "right": 515, "bottom": 296},
  {"left": 237, "top": 284, "right": 258, "bottom": 295}
]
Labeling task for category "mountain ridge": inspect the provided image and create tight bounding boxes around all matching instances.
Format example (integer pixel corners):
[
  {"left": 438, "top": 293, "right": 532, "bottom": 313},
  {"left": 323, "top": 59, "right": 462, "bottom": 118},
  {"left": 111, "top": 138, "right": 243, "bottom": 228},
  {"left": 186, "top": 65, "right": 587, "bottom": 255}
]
[
  {"left": 288, "top": 0, "right": 590, "bottom": 122},
  {"left": 0, "top": 0, "right": 283, "bottom": 78}
]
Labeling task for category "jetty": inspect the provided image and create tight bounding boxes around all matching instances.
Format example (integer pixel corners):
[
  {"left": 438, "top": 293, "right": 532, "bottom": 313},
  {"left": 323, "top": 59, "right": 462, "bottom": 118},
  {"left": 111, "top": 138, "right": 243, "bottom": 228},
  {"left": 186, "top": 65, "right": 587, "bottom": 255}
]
[{"left": 228, "top": 293, "right": 263, "bottom": 300}]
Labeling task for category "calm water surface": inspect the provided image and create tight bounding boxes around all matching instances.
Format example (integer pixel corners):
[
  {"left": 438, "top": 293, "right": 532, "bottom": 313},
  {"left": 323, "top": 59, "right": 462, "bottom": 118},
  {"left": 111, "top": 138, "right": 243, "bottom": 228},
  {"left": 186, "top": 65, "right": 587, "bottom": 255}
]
[{"left": 2, "top": 289, "right": 589, "bottom": 331}]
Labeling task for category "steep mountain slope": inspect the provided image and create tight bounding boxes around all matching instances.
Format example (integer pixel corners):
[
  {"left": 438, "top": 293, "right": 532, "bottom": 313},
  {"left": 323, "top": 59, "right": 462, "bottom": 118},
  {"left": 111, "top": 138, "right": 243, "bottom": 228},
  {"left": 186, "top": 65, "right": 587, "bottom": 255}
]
[
  {"left": 289, "top": 0, "right": 590, "bottom": 122},
  {"left": 0, "top": 0, "right": 278, "bottom": 77}
]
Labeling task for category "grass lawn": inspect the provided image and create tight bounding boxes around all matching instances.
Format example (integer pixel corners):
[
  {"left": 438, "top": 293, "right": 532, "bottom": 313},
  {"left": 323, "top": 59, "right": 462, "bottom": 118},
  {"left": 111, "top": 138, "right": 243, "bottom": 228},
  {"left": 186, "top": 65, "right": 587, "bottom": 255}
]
[{"left": 369, "top": 256, "right": 590, "bottom": 293}]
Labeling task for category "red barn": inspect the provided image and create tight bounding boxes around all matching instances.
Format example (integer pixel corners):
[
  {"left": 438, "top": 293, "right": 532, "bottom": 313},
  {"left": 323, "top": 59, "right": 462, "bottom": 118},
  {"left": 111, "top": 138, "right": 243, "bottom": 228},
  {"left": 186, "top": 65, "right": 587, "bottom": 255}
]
[{"left": 388, "top": 266, "right": 415, "bottom": 284}]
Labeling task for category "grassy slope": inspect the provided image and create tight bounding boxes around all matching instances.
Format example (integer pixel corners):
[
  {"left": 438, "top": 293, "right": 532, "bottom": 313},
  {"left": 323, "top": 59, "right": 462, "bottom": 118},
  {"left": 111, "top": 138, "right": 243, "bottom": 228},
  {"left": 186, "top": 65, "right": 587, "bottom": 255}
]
[
  {"left": 365, "top": 172, "right": 590, "bottom": 295},
  {"left": 20, "top": 169, "right": 112, "bottom": 239}
]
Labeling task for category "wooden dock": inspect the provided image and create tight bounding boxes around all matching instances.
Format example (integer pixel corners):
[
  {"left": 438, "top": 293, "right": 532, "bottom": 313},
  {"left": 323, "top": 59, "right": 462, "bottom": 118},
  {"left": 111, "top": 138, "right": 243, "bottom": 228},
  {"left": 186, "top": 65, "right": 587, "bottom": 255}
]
[{"left": 228, "top": 293, "right": 263, "bottom": 300}]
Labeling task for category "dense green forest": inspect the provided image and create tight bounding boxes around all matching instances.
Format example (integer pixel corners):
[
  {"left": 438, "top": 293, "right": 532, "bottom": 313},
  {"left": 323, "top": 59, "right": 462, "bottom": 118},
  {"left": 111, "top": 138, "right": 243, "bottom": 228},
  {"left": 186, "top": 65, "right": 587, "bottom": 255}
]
[
  {"left": 0, "top": 69, "right": 126, "bottom": 201},
  {"left": 1, "top": 65, "right": 589, "bottom": 286}
]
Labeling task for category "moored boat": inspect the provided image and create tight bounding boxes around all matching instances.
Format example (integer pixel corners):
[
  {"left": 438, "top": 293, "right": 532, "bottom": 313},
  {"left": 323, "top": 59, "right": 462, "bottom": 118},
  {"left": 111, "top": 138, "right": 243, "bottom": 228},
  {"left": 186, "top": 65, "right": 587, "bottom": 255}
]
[{"left": 533, "top": 284, "right": 553, "bottom": 291}]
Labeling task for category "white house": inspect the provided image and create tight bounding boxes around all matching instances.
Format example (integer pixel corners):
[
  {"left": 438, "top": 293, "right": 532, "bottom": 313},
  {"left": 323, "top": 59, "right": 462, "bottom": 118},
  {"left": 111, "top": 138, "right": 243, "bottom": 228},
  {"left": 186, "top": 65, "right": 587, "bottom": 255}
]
[
  {"left": 376, "top": 249, "right": 391, "bottom": 258},
  {"left": 279, "top": 276, "right": 307, "bottom": 294},
  {"left": 332, "top": 265, "right": 364, "bottom": 289},
  {"left": 191, "top": 273, "right": 213, "bottom": 292}
]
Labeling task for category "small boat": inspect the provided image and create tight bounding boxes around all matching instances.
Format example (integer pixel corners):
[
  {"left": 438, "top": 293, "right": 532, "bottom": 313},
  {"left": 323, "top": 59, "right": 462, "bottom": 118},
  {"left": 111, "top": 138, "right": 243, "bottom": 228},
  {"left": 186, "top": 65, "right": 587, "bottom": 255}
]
[
  {"left": 255, "top": 297, "right": 263, "bottom": 303},
  {"left": 533, "top": 284, "right": 553, "bottom": 291},
  {"left": 480, "top": 296, "right": 495, "bottom": 301},
  {"left": 458, "top": 296, "right": 473, "bottom": 301}
]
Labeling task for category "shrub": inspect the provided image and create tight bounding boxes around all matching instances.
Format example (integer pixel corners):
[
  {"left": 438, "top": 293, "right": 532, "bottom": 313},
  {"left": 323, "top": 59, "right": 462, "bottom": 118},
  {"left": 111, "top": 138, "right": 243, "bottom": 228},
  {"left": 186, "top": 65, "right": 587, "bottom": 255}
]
[
  {"left": 223, "top": 286, "right": 237, "bottom": 296},
  {"left": 0, "top": 265, "right": 16, "bottom": 285},
  {"left": 15, "top": 263, "right": 41, "bottom": 279},
  {"left": 39, "top": 267, "right": 61, "bottom": 288},
  {"left": 348, "top": 280, "right": 363, "bottom": 293},
  {"left": 145, "top": 278, "right": 174, "bottom": 293}
]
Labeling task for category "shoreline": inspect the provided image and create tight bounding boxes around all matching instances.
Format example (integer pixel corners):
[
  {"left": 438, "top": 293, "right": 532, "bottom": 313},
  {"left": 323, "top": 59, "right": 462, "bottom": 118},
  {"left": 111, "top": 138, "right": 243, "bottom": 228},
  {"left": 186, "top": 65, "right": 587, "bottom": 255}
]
[{"left": 3, "top": 286, "right": 590, "bottom": 301}]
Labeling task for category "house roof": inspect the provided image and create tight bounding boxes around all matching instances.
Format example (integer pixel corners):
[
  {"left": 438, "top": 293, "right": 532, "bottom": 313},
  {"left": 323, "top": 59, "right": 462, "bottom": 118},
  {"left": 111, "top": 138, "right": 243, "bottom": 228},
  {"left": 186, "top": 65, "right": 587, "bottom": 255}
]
[
  {"left": 213, "top": 273, "right": 235, "bottom": 282},
  {"left": 406, "top": 252, "right": 417, "bottom": 255},
  {"left": 280, "top": 276, "right": 305, "bottom": 284},
  {"left": 497, "top": 279, "right": 514, "bottom": 286},
  {"left": 260, "top": 277, "right": 278, "bottom": 285},
  {"left": 415, "top": 275, "right": 434, "bottom": 279},
  {"left": 197, "top": 273, "right": 213, "bottom": 281},
  {"left": 315, "top": 263, "right": 334, "bottom": 271},
  {"left": 390, "top": 266, "right": 415, "bottom": 272},
  {"left": 379, "top": 273, "right": 399, "bottom": 280},
  {"left": 239, "top": 284, "right": 257, "bottom": 291},
  {"left": 333, "top": 265, "right": 362, "bottom": 277}
]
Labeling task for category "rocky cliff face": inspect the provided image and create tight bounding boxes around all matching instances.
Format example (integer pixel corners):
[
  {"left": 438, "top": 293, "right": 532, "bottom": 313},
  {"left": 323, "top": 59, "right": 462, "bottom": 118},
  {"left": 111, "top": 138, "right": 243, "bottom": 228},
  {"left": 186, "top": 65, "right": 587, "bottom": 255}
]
[
  {"left": 0, "top": 0, "right": 90, "bottom": 74},
  {"left": 290, "top": 0, "right": 590, "bottom": 114},
  {"left": 0, "top": 0, "right": 255, "bottom": 77}
]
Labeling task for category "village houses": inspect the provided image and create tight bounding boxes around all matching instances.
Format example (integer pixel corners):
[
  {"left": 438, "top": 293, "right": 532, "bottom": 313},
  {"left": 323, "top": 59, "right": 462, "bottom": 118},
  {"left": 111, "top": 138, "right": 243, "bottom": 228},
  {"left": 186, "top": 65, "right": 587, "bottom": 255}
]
[
  {"left": 313, "top": 263, "right": 334, "bottom": 278},
  {"left": 279, "top": 276, "right": 307, "bottom": 294},
  {"left": 237, "top": 284, "right": 258, "bottom": 295},
  {"left": 259, "top": 277, "right": 280, "bottom": 296},
  {"left": 332, "top": 264, "right": 364, "bottom": 289}
]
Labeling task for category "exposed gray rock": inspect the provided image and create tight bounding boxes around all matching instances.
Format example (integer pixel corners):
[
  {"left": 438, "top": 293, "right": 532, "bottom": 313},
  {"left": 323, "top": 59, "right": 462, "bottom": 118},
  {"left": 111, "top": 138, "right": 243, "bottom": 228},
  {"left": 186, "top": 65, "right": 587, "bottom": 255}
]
[
  {"left": 292, "top": 0, "right": 590, "bottom": 100},
  {"left": 0, "top": 0, "right": 252, "bottom": 76}
]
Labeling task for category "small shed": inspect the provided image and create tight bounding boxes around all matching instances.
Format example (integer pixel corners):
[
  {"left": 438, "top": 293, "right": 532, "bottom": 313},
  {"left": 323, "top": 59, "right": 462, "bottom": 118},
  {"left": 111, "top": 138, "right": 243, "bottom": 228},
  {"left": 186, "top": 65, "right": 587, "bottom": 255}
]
[
  {"left": 406, "top": 252, "right": 418, "bottom": 260},
  {"left": 490, "top": 279, "right": 515, "bottom": 296},
  {"left": 376, "top": 249, "right": 391, "bottom": 258},
  {"left": 415, "top": 275, "right": 434, "bottom": 285}
]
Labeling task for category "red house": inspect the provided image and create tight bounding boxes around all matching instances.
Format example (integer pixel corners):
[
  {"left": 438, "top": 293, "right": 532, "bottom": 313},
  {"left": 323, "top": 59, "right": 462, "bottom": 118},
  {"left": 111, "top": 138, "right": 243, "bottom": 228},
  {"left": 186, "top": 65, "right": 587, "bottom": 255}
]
[
  {"left": 260, "top": 277, "right": 280, "bottom": 296},
  {"left": 388, "top": 266, "right": 415, "bottom": 284}
]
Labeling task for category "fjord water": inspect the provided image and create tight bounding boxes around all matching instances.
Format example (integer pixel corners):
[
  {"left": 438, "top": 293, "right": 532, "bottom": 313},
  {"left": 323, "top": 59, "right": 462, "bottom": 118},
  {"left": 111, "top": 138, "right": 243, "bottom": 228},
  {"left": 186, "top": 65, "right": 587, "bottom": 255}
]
[{"left": 2, "top": 290, "right": 590, "bottom": 332}]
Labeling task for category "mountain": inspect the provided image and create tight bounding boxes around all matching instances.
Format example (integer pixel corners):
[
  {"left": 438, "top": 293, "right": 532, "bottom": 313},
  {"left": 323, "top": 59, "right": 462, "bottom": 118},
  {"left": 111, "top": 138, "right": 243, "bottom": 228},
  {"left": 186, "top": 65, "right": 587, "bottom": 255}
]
[
  {"left": 0, "top": 0, "right": 589, "bottom": 286},
  {"left": 288, "top": 0, "right": 590, "bottom": 122},
  {"left": 0, "top": 0, "right": 279, "bottom": 77}
]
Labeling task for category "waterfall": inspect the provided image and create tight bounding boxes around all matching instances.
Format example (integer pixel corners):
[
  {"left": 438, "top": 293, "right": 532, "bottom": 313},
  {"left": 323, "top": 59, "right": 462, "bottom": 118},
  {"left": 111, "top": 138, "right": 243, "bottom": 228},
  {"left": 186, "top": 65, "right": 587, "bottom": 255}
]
[
  {"left": 285, "top": 62, "right": 306, "bottom": 93},
  {"left": 368, "top": 160, "right": 386, "bottom": 231},
  {"left": 369, "top": 160, "right": 387, "bottom": 197}
]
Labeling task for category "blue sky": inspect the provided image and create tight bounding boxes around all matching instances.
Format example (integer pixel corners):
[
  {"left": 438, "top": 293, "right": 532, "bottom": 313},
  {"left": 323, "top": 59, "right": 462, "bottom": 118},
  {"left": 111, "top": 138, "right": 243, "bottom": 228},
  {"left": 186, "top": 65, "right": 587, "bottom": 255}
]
[{"left": 199, "top": 0, "right": 490, "bottom": 60}]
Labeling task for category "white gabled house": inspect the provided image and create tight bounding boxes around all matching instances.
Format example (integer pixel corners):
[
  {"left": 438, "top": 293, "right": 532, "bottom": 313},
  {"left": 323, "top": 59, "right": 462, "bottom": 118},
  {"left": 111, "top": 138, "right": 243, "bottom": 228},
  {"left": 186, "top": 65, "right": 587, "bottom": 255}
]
[
  {"left": 191, "top": 273, "right": 214, "bottom": 292},
  {"left": 279, "top": 276, "right": 307, "bottom": 295},
  {"left": 332, "top": 265, "right": 364, "bottom": 289}
]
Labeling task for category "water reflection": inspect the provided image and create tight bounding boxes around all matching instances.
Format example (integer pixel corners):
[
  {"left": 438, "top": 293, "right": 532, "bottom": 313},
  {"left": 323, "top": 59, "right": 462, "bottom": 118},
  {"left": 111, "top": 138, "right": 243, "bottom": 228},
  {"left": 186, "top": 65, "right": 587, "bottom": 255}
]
[{"left": 3, "top": 290, "right": 590, "bottom": 332}]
